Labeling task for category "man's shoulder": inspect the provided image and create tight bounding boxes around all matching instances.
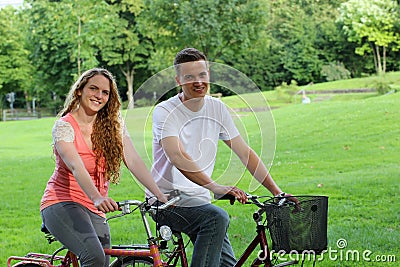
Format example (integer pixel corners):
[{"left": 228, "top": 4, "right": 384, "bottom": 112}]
[
  {"left": 155, "top": 95, "right": 179, "bottom": 108},
  {"left": 204, "top": 95, "right": 227, "bottom": 109},
  {"left": 153, "top": 95, "right": 181, "bottom": 117}
]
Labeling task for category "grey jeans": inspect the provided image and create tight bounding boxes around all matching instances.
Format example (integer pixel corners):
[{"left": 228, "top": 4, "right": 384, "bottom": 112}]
[{"left": 41, "top": 202, "right": 110, "bottom": 267}]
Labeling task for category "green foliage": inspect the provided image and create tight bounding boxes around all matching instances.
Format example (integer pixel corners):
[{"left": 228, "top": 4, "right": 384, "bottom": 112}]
[
  {"left": 140, "top": 0, "right": 266, "bottom": 65},
  {"left": 133, "top": 97, "right": 153, "bottom": 108},
  {"left": 27, "top": 0, "right": 129, "bottom": 107},
  {"left": 2, "top": 0, "right": 400, "bottom": 113},
  {"left": 321, "top": 62, "right": 352, "bottom": 82},
  {"left": 98, "top": 0, "right": 154, "bottom": 108},
  {"left": 275, "top": 80, "right": 300, "bottom": 103},
  {"left": 1, "top": 91, "right": 399, "bottom": 266},
  {"left": 369, "top": 75, "right": 393, "bottom": 94},
  {"left": 337, "top": 0, "right": 400, "bottom": 74},
  {"left": 0, "top": 6, "right": 33, "bottom": 98}
]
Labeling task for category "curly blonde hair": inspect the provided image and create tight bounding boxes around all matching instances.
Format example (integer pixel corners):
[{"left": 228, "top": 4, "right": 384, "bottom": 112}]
[{"left": 59, "top": 68, "right": 123, "bottom": 184}]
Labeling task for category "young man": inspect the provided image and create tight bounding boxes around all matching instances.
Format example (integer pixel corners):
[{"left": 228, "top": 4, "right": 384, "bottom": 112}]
[{"left": 149, "top": 48, "right": 292, "bottom": 267}]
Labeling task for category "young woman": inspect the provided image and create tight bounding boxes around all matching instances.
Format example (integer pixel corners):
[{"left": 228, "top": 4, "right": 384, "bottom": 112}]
[{"left": 40, "top": 68, "right": 167, "bottom": 267}]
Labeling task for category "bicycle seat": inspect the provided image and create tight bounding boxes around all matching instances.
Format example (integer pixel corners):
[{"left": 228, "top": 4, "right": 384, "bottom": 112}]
[
  {"left": 41, "top": 222, "right": 50, "bottom": 234},
  {"left": 41, "top": 223, "right": 58, "bottom": 244}
]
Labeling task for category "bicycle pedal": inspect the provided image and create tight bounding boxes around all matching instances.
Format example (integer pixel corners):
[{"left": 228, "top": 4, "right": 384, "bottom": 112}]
[{"left": 159, "top": 240, "right": 168, "bottom": 250}]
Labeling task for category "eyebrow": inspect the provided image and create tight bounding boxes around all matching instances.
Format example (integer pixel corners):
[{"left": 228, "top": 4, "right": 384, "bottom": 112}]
[
  {"left": 88, "top": 84, "right": 110, "bottom": 92},
  {"left": 184, "top": 71, "right": 208, "bottom": 77}
]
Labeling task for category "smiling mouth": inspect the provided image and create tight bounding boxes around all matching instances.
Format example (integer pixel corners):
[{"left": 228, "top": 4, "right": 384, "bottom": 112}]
[
  {"left": 91, "top": 99, "right": 102, "bottom": 105},
  {"left": 194, "top": 87, "right": 206, "bottom": 93}
]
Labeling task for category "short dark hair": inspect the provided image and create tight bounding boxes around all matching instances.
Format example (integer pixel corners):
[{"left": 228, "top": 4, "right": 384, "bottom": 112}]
[{"left": 174, "top": 48, "right": 207, "bottom": 74}]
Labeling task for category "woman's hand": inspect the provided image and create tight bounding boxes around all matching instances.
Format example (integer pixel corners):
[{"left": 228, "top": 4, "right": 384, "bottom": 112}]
[
  {"left": 156, "top": 193, "right": 169, "bottom": 204},
  {"left": 93, "top": 196, "right": 119, "bottom": 213}
]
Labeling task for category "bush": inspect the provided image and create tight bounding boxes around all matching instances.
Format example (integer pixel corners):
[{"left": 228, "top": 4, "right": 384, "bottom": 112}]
[
  {"left": 321, "top": 62, "right": 351, "bottom": 82},
  {"left": 134, "top": 97, "right": 154, "bottom": 107},
  {"left": 275, "top": 80, "right": 299, "bottom": 103},
  {"left": 370, "top": 76, "right": 392, "bottom": 95}
]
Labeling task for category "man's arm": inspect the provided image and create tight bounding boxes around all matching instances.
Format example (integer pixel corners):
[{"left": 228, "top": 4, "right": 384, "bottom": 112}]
[
  {"left": 160, "top": 136, "right": 248, "bottom": 202},
  {"left": 223, "top": 135, "right": 283, "bottom": 197}
]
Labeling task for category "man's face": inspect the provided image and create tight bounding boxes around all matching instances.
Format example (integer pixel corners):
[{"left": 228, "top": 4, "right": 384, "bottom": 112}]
[{"left": 176, "top": 60, "right": 209, "bottom": 101}]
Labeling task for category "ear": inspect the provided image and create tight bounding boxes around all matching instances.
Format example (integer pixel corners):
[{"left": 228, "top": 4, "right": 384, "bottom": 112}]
[
  {"left": 175, "top": 76, "right": 182, "bottom": 86},
  {"left": 76, "top": 89, "right": 82, "bottom": 96}
]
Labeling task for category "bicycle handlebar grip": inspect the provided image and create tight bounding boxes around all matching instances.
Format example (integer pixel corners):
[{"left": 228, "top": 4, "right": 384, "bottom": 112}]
[
  {"left": 157, "top": 196, "right": 181, "bottom": 210},
  {"left": 214, "top": 193, "right": 236, "bottom": 201}
]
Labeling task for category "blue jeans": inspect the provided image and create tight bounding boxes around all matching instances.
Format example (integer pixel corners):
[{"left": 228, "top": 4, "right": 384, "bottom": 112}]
[
  {"left": 155, "top": 203, "right": 236, "bottom": 267},
  {"left": 41, "top": 202, "right": 110, "bottom": 267}
]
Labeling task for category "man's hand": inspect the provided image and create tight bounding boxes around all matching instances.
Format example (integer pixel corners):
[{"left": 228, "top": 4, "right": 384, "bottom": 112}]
[
  {"left": 277, "top": 193, "right": 302, "bottom": 212},
  {"left": 212, "top": 184, "right": 248, "bottom": 204}
]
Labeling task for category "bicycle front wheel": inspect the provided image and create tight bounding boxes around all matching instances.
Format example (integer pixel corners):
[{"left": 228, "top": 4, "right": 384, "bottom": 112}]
[
  {"left": 273, "top": 260, "right": 298, "bottom": 267},
  {"left": 110, "top": 256, "right": 154, "bottom": 267},
  {"left": 12, "top": 264, "right": 43, "bottom": 267}
]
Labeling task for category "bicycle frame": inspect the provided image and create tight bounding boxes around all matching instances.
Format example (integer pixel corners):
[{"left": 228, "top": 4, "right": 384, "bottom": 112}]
[
  {"left": 7, "top": 250, "right": 78, "bottom": 267},
  {"left": 235, "top": 225, "right": 271, "bottom": 266},
  {"left": 8, "top": 194, "right": 298, "bottom": 267},
  {"left": 8, "top": 241, "right": 186, "bottom": 267},
  {"left": 218, "top": 194, "right": 298, "bottom": 267},
  {"left": 8, "top": 196, "right": 184, "bottom": 267}
]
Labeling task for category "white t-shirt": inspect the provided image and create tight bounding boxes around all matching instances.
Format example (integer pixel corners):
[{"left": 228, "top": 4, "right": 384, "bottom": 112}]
[{"left": 149, "top": 94, "right": 239, "bottom": 205}]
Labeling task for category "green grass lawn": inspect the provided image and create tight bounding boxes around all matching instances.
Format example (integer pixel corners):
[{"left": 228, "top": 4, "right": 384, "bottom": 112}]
[{"left": 1, "top": 89, "right": 399, "bottom": 266}]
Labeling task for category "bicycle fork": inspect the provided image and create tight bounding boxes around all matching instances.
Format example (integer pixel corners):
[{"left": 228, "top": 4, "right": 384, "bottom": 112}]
[{"left": 234, "top": 224, "right": 272, "bottom": 267}]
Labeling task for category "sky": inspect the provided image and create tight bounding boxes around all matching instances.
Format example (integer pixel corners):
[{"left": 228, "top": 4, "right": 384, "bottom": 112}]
[{"left": 0, "top": 0, "right": 24, "bottom": 8}]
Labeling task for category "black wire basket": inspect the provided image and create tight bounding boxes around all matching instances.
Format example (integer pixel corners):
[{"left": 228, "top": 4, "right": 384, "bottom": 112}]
[{"left": 265, "top": 195, "right": 328, "bottom": 254}]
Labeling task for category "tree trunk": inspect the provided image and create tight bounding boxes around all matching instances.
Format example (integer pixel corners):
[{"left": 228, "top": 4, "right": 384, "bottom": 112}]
[
  {"left": 24, "top": 90, "right": 31, "bottom": 113},
  {"left": 383, "top": 46, "right": 386, "bottom": 73},
  {"left": 370, "top": 42, "right": 378, "bottom": 74},
  {"left": 121, "top": 63, "right": 135, "bottom": 109},
  {"left": 77, "top": 16, "right": 81, "bottom": 76},
  {"left": 375, "top": 45, "right": 382, "bottom": 74}
]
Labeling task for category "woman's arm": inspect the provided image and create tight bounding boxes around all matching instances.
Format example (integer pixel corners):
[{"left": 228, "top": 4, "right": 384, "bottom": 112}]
[
  {"left": 122, "top": 134, "right": 168, "bottom": 203},
  {"left": 55, "top": 140, "right": 119, "bottom": 213}
]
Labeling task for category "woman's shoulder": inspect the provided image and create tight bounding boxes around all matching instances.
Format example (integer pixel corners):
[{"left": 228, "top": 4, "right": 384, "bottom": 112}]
[
  {"left": 58, "top": 113, "right": 74, "bottom": 123},
  {"left": 52, "top": 115, "right": 75, "bottom": 143}
]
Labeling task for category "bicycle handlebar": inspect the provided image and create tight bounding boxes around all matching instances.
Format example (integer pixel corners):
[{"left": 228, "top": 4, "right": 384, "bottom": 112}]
[
  {"left": 214, "top": 192, "right": 296, "bottom": 208},
  {"left": 117, "top": 196, "right": 181, "bottom": 213},
  {"left": 106, "top": 195, "right": 181, "bottom": 222}
]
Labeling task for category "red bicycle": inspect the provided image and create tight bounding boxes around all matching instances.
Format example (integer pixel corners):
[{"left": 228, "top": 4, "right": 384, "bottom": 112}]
[
  {"left": 7, "top": 193, "right": 186, "bottom": 267},
  {"left": 8, "top": 193, "right": 328, "bottom": 267}
]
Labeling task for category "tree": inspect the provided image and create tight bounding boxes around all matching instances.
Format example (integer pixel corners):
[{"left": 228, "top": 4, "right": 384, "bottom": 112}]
[
  {"left": 140, "top": 0, "right": 266, "bottom": 67},
  {"left": 27, "top": 0, "right": 125, "bottom": 109},
  {"left": 266, "top": 0, "right": 322, "bottom": 84},
  {"left": 338, "top": 0, "right": 400, "bottom": 74},
  {"left": 0, "top": 6, "right": 33, "bottom": 111},
  {"left": 100, "top": 0, "right": 153, "bottom": 109}
]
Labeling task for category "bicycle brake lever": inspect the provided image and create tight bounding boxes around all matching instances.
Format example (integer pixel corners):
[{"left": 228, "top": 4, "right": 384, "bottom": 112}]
[{"left": 104, "top": 213, "right": 124, "bottom": 224}]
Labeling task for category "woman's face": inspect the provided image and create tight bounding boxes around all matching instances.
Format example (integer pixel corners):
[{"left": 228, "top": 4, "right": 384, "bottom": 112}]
[{"left": 77, "top": 74, "right": 111, "bottom": 115}]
